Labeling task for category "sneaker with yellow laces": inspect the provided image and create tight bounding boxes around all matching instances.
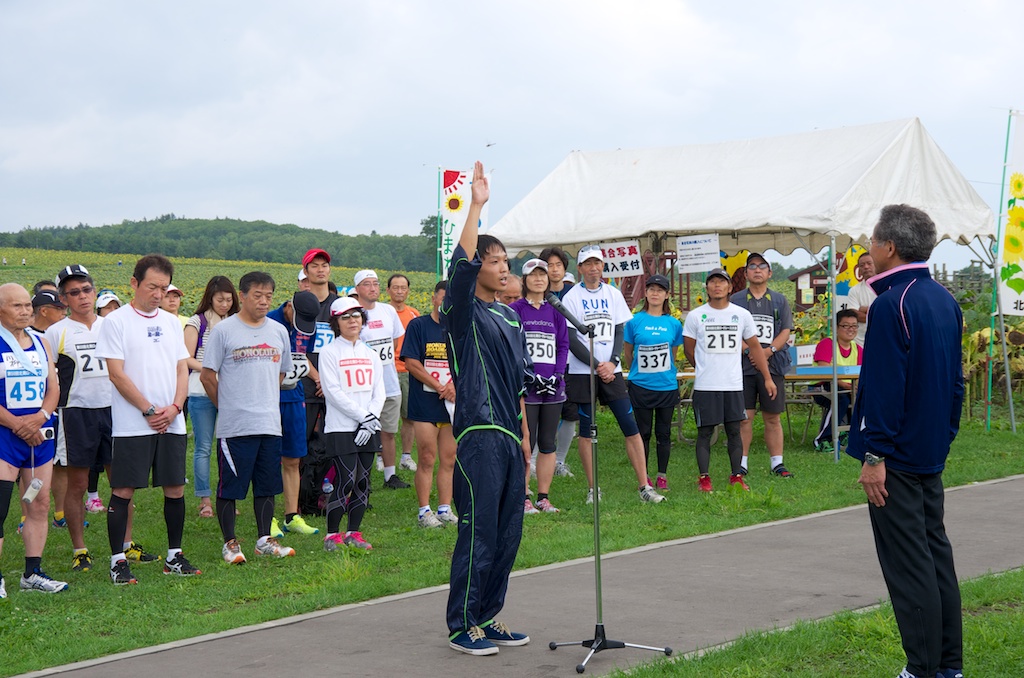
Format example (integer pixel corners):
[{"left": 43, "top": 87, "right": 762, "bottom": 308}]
[{"left": 125, "top": 541, "right": 160, "bottom": 564}]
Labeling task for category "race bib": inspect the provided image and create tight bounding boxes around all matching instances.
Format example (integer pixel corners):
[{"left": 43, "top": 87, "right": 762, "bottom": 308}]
[
  {"left": 282, "top": 352, "right": 310, "bottom": 389},
  {"left": 704, "top": 324, "right": 739, "bottom": 354},
  {"left": 3, "top": 352, "right": 45, "bottom": 409},
  {"left": 366, "top": 337, "right": 395, "bottom": 366},
  {"left": 312, "top": 321, "right": 334, "bottom": 354},
  {"left": 637, "top": 343, "right": 671, "bottom": 373},
  {"left": 422, "top": 358, "right": 452, "bottom": 393},
  {"left": 525, "top": 331, "right": 557, "bottom": 365},
  {"left": 76, "top": 342, "right": 107, "bottom": 379},
  {"left": 582, "top": 312, "right": 614, "bottom": 343},
  {"left": 337, "top": 357, "right": 374, "bottom": 393},
  {"left": 753, "top": 318, "right": 774, "bottom": 343}
]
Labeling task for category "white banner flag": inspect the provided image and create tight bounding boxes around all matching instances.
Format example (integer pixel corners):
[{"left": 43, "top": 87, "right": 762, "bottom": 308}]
[
  {"left": 999, "top": 113, "right": 1024, "bottom": 315},
  {"left": 439, "top": 168, "right": 490, "bottom": 278}
]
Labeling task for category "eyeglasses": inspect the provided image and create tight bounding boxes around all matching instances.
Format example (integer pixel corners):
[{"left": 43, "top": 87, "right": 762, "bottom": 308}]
[
  {"left": 869, "top": 238, "right": 889, "bottom": 248},
  {"left": 336, "top": 311, "right": 362, "bottom": 320},
  {"left": 838, "top": 323, "right": 858, "bottom": 329},
  {"left": 746, "top": 263, "right": 770, "bottom": 270},
  {"left": 62, "top": 286, "right": 94, "bottom": 298}
]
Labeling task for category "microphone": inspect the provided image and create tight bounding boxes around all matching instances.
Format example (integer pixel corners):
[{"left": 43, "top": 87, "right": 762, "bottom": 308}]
[{"left": 546, "top": 292, "right": 593, "bottom": 337}]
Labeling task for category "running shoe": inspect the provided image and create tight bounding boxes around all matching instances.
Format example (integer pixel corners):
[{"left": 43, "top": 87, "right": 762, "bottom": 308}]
[
  {"left": 323, "top": 533, "right": 345, "bottom": 552},
  {"left": 51, "top": 516, "right": 85, "bottom": 529},
  {"left": 481, "top": 619, "right": 530, "bottom": 646},
  {"left": 436, "top": 510, "right": 459, "bottom": 525},
  {"left": 697, "top": 474, "right": 713, "bottom": 493},
  {"left": 163, "top": 552, "right": 202, "bottom": 576},
  {"left": 72, "top": 551, "right": 93, "bottom": 572},
  {"left": 554, "top": 462, "right": 574, "bottom": 478},
  {"left": 283, "top": 515, "right": 320, "bottom": 535},
  {"left": 17, "top": 518, "right": 24, "bottom": 534},
  {"left": 655, "top": 476, "right": 668, "bottom": 491},
  {"left": 729, "top": 474, "right": 751, "bottom": 491},
  {"left": 771, "top": 464, "right": 793, "bottom": 478},
  {"left": 125, "top": 541, "right": 160, "bottom": 563},
  {"left": 343, "top": 531, "right": 372, "bottom": 551},
  {"left": 523, "top": 498, "right": 540, "bottom": 515},
  {"left": 639, "top": 485, "right": 666, "bottom": 503},
  {"left": 399, "top": 455, "right": 418, "bottom": 471},
  {"left": 20, "top": 569, "right": 69, "bottom": 593},
  {"left": 375, "top": 455, "right": 384, "bottom": 472},
  {"left": 535, "top": 498, "right": 560, "bottom": 513},
  {"left": 814, "top": 440, "right": 834, "bottom": 454},
  {"left": 737, "top": 467, "right": 748, "bottom": 476},
  {"left": 110, "top": 559, "right": 137, "bottom": 585},
  {"left": 449, "top": 626, "right": 498, "bottom": 656},
  {"left": 254, "top": 537, "right": 295, "bottom": 558},
  {"left": 222, "top": 538, "right": 247, "bottom": 565},
  {"left": 270, "top": 517, "right": 284, "bottom": 538},
  {"left": 85, "top": 497, "right": 106, "bottom": 513},
  {"left": 936, "top": 670, "right": 964, "bottom": 678},
  {"left": 585, "top": 487, "right": 603, "bottom": 504},
  {"left": 383, "top": 475, "right": 410, "bottom": 489},
  {"left": 0, "top": 576, "right": 6, "bottom": 599},
  {"left": 418, "top": 510, "right": 444, "bottom": 528}
]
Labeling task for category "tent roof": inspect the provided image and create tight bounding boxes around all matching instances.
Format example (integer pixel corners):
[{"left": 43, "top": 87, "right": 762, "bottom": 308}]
[{"left": 489, "top": 118, "right": 994, "bottom": 257}]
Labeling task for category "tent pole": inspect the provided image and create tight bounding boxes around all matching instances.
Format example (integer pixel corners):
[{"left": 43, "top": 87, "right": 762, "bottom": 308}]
[
  {"left": 987, "top": 110, "right": 1013, "bottom": 430},
  {"left": 829, "top": 235, "right": 841, "bottom": 462}
]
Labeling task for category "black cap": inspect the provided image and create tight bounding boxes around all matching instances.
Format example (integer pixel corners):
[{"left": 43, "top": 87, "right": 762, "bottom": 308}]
[
  {"left": 745, "top": 252, "right": 770, "bottom": 269},
  {"left": 706, "top": 267, "right": 731, "bottom": 283},
  {"left": 292, "top": 291, "right": 320, "bottom": 335},
  {"left": 645, "top": 274, "right": 670, "bottom": 291},
  {"left": 33, "top": 290, "right": 66, "bottom": 310},
  {"left": 56, "top": 264, "right": 90, "bottom": 286}
]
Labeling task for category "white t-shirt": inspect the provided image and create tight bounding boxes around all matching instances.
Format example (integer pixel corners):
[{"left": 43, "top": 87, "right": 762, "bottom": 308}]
[
  {"left": 846, "top": 282, "right": 876, "bottom": 348},
  {"left": 45, "top": 316, "right": 111, "bottom": 408},
  {"left": 561, "top": 282, "right": 633, "bottom": 375},
  {"left": 359, "top": 303, "right": 404, "bottom": 398},
  {"left": 96, "top": 305, "right": 189, "bottom": 437},
  {"left": 319, "top": 336, "right": 386, "bottom": 434},
  {"left": 682, "top": 302, "right": 756, "bottom": 392}
]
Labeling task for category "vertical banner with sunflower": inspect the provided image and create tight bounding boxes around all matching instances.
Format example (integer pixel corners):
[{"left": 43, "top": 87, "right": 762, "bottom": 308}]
[
  {"left": 1000, "top": 115, "right": 1024, "bottom": 314},
  {"left": 438, "top": 168, "right": 490, "bottom": 279}
]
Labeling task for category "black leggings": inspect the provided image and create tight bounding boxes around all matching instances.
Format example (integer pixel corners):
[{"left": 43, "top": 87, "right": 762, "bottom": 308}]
[
  {"left": 634, "top": 405, "right": 674, "bottom": 474},
  {"left": 526, "top": 403, "right": 562, "bottom": 454},
  {"left": 325, "top": 452, "right": 373, "bottom": 534},
  {"left": 695, "top": 420, "right": 742, "bottom": 476}
]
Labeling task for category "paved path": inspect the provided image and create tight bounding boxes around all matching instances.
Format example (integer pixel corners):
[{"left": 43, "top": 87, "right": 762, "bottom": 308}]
[{"left": 26, "top": 476, "right": 1024, "bottom": 678}]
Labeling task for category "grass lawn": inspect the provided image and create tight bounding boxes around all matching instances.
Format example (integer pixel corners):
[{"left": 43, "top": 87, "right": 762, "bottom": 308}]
[
  {"left": 618, "top": 567, "right": 1024, "bottom": 677},
  {"left": 0, "top": 407, "right": 1020, "bottom": 676}
]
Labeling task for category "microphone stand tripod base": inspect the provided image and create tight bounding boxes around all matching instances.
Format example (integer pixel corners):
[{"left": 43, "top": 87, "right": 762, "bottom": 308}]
[{"left": 549, "top": 623, "right": 672, "bottom": 674}]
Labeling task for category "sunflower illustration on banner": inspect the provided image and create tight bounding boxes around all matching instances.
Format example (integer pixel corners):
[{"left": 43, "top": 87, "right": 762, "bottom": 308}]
[
  {"left": 1000, "top": 162, "right": 1024, "bottom": 315},
  {"left": 439, "top": 168, "right": 491, "bottom": 278}
]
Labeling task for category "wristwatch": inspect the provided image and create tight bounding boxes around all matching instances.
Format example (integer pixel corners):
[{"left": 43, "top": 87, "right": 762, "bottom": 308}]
[
  {"left": 864, "top": 452, "right": 885, "bottom": 466},
  {"left": 142, "top": 406, "right": 157, "bottom": 418},
  {"left": 770, "top": 346, "right": 778, "bottom": 354}
]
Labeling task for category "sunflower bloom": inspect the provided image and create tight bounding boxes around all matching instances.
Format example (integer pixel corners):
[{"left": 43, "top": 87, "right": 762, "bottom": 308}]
[
  {"left": 1007, "top": 205, "right": 1024, "bottom": 236},
  {"left": 1011, "top": 172, "right": 1024, "bottom": 200},
  {"left": 1005, "top": 232, "right": 1024, "bottom": 257}
]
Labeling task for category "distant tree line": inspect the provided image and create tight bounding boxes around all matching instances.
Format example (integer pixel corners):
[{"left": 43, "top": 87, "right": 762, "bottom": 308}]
[{"left": 0, "top": 214, "right": 439, "bottom": 272}]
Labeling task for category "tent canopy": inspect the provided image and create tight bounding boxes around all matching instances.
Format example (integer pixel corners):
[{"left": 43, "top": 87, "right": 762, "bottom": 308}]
[{"left": 489, "top": 118, "right": 994, "bottom": 257}]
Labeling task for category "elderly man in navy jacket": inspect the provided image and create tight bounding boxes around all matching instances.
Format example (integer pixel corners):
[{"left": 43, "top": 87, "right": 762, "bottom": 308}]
[{"left": 847, "top": 204, "right": 965, "bottom": 678}]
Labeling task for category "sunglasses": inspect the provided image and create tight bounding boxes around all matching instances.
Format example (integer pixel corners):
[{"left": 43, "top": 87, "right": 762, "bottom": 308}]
[
  {"left": 336, "top": 311, "right": 363, "bottom": 320},
  {"left": 746, "top": 263, "right": 770, "bottom": 270},
  {"left": 62, "top": 285, "right": 95, "bottom": 298}
]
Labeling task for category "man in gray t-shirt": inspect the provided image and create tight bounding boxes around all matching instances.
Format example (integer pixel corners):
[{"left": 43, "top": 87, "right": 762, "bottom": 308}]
[
  {"left": 201, "top": 272, "right": 295, "bottom": 562},
  {"left": 729, "top": 252, "right": 795, "bottom": 479}
]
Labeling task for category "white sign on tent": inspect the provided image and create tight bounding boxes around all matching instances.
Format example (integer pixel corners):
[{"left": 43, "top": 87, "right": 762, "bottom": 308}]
[{"left": 676, "top": 234, "right": 721, "bottom": 274}]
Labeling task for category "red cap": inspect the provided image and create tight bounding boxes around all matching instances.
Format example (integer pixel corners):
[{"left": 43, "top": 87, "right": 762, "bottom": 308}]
[{"left": 302, "top": 248, "right": 331, "bottom": 267}]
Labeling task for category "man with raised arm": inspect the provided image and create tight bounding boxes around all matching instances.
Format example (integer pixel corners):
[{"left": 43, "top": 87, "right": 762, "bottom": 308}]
[{"left": 442, "top": 162, "right": 532, "bottom": 656}]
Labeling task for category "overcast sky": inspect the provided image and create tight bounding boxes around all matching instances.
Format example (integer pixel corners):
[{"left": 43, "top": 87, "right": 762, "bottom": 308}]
[{"left": 1, "top": 1, "right": 1018, "bottom": 268}]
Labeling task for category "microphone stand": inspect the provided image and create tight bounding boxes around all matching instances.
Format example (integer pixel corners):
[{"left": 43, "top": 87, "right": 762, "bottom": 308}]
[{"left": 546, "top": 295, "right": 672, "bottom": 673}]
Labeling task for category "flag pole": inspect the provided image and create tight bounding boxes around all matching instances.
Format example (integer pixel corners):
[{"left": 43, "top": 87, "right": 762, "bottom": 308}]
[
  {"left": 436, "top": 167, "right": 443, "bottom": 281},
  {"left": 987, "top": 111, "right": 1014, "bottom": 430}
]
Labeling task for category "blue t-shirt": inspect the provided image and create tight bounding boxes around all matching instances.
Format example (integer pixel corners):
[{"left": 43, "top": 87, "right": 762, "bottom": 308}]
[
  {"left": 624, "top": 311, "right": 684, "bottom": 392},
  {"left": 268, "top": 303, "right": 305, "bottom": 403},
  {"left": 399, "top": 313, "right": 450, "bottom": 424},
  {"left": 440, "top": 244, "right": 531, "bottom": 442}
]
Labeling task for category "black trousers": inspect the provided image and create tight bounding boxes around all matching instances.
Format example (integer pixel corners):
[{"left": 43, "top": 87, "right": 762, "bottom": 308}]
[{"left": 868, "top": 467, "right": 962, "bottom": 676}]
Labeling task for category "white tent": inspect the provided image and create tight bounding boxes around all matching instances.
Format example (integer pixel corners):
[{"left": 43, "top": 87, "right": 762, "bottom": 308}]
[{"left": 489, "top": 118, "right": 994, "bottom": 256}]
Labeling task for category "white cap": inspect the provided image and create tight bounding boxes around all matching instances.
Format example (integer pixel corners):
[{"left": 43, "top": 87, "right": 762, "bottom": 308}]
[
  {"left": 578, "top": 244, "right": 604, "bottom": 263},
  {"left": 354, "top": 269, "right": 378, "bottom": 286},
  {"left": 298, "top": 268, "right": 308, "bottom": 282},
  {"left": 563, "top": 272, "right": 576, "bottom": 284},
  {"left": 330, "top": 296, "right": 365, "bottom": 316},
  {"left": 166, "top": 284, "right": 183, "bottom": 296},
  {"left": 521, "top": 258, "right": 548, "bottom": 276},
  {"left": 96, "top": 291, "right": 121, "bottom": 309}
]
